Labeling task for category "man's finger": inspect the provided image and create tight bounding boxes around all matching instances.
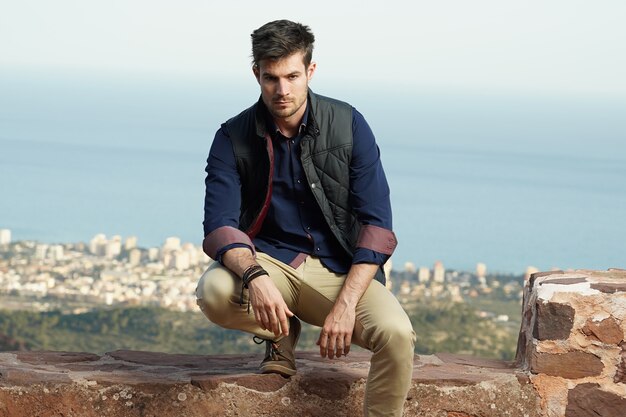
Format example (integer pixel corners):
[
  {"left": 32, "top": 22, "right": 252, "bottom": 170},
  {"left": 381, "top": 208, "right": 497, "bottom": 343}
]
[
  {"left": 318, "top": 331, "right": 328, "bottom": 357},
  {"left": 276, "top": 307, "right": 290, "bottom": 337},
  {"left": 268, "top": 310, "right": 280, "bottom": 336},
  {"left": 258, "top": 310, "right": 269, "bottom": 331},
  {"left": 335, "top": 342, "right": 343, "bottom": 358},
  {"left": 327, "top": 333, "right": 336, "bottom": 359},
  {"left": 344, "top": 334, "right": 352, "bottom": 356}
]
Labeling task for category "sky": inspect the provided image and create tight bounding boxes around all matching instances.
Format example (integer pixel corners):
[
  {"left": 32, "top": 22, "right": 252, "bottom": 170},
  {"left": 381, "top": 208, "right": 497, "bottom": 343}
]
[
  {"left": 2, "top": 0, "right": 626, "bottom": 95},
  {"left": 1, "top": 1, "right": 625, "bottom": 273}
]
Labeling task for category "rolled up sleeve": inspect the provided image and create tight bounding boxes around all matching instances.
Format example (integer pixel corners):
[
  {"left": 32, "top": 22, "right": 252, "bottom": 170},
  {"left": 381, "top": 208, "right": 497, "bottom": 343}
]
[
  {"left": 203, "top": 127, "right": 254, "bottom": 260},
  {"left": 350, "top": 109, "right": 397, "bottom": 265}
]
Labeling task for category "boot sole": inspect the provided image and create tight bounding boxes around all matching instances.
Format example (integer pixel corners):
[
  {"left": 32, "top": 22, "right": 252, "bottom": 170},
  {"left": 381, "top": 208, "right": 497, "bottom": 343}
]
[{"left": 260, "top": 363, "right": 297, "bottom": 377}]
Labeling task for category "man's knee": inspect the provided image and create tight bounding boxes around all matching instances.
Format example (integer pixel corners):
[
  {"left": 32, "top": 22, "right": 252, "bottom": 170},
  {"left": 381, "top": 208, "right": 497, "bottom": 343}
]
[
  {"left": 372, "top": 316, "right": 416, "bottom": 354},
  {"left": 196, "top": 265, "right": 237, "bottom": 324}
]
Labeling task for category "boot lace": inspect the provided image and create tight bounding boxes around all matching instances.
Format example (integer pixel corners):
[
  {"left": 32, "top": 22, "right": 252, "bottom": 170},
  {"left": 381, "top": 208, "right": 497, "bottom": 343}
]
[{"left": 253, "top": 336, "right": 282, "bottom": 360}]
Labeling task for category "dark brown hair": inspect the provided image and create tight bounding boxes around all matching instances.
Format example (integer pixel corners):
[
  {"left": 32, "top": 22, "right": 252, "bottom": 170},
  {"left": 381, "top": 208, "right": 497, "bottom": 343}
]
[{"left": 251, "top": 20, "right": 315, "bottom": 68}]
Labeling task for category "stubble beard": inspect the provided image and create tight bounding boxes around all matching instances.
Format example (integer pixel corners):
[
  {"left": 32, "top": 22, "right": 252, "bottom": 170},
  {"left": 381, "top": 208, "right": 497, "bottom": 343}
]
[{"left": 268, "top": 95, "right": 306, "bottom": 120}]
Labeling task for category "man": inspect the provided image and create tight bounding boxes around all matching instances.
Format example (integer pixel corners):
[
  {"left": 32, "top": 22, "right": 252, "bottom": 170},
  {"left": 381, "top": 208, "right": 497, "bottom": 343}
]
[{"left": 196, "top": 19, "right": 416, "bottom": 416}]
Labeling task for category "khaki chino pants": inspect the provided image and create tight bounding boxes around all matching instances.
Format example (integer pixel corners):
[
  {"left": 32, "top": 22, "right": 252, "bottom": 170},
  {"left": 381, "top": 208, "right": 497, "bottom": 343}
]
[{"left": 196, "top": 252, "right": 416, "bottom": 417}]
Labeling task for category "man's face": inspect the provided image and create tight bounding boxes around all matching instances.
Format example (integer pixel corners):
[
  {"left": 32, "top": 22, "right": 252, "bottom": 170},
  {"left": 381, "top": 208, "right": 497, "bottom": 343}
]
[{"left": 254, "top": 52, "right": 316, "bottom": 122}]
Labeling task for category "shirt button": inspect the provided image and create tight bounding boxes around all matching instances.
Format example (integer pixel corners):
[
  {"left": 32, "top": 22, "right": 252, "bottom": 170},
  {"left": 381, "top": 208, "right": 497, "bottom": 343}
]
[
  {"left": 290, "top": 140, "right": 295, "bottom": 144},
  {"left": 316, "top": 247, "right": 320, "bottom": 251},
  {"left": 297, "top": 179, "right": 301, "bottom": 184},
  {"left": 311, "top": 183, "right": 316, "bottom": 189},
  {"left": 306, "top": 226, "right": 311, "bottom": 230}
]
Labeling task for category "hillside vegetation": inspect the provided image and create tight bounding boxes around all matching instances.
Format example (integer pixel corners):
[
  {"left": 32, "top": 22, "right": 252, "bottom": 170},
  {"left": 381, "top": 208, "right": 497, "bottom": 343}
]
[{"left": 0, "top": 301, "right": 519, "bottom": 360}]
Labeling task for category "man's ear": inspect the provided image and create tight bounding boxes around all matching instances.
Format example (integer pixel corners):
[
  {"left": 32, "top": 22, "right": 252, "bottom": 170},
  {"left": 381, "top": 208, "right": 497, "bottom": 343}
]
[
  {"left": 253, "top": 65, "right": 260, "bottom": 83},
  {"left": 307, "top": 62, "right": 317, "bottom": 81}
]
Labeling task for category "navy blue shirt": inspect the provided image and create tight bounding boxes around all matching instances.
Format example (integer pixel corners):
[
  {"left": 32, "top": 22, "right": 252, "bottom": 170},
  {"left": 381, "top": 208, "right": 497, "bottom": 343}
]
[{"left": 203, "top": 100, "right": 393, "bottom": 273}]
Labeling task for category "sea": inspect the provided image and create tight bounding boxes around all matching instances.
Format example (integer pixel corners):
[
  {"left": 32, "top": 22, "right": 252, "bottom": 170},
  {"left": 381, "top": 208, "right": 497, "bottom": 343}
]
[{"left": 1, "top": 71, "right": 625, "bottom": 274}]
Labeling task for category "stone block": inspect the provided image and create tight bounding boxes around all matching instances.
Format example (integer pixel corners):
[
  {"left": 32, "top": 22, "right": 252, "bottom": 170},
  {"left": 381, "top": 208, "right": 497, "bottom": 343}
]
[
  {"left": 533, "top": 301, "right": 575, "bottom": 341},
  {"left": 531, "top": 351, "right": 604, "bottom": 379},
  {"left": 590, "top": 282, "right": 626, "bottom": 294},
  {"left": 298, "top": 370, "right": 354, "bottom": 400},
  {"left": 190, "top": 373, "right": 290, "bottom": 392},
  {"left": 581, "top": 317, "right": 624, "bottom": 345},
  {"left": 565, "top": 383, "right": 626, "bottom": 417}
]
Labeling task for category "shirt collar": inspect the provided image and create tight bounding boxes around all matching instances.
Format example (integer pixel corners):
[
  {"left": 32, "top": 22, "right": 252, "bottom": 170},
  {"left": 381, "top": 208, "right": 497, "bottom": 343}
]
[{"left": 266, "top": 101, "right": 309, "bottom": 139}]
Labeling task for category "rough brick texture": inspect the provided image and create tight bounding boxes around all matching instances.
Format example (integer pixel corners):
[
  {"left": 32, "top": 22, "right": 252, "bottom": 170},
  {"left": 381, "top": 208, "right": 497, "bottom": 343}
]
[
  {"left": 0, "top": 350, "right": 539, "bottom": 417},
  {"left": 533, "top": 302, "right": 575, "bottom": 340},
  {"left": 518, "top": 269, "right": 626, "bottom": 417},
  {"left": 565, "top": 383, "right": 626, "bottom": 417},
  {"left": 531, "top": 351, "right": 604, "bottom": 379}
]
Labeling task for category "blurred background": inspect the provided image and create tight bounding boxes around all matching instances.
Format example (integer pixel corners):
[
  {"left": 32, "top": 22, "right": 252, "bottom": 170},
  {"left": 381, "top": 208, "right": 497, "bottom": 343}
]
[
  {"left": 2, "top": 0, "right": 625, "bottom": 273},
  {"left": 1, "top": 0, "right": 625, "bottom": 358}
]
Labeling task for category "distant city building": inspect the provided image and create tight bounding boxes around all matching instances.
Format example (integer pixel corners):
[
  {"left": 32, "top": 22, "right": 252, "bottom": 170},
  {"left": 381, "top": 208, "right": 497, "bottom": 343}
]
[
  {"left": 148, "top": 247, "right": 159, "bottom": 262},
  {"left": 430, "top": 283, "right": 444, "bottom": 296},
  {"left": 182, "top": 243, "right": 200, "bottom": 267},
  {"left": 128, "top": 248, "right": 142, "bottom": 266},
  {"left": 49, "top": 245, "right": 65, "bottom": 261},
  {"left": 89, "top": 234, "right": 107, "bottom": 256},
  {"left": 449, "top": 285, "right": 464, "bottom": 303},
  {"left": 163, "top": 237, "right": 181, "bottom": 252},
  {"left": 433, "top": 261, "right": 445, "bottom": 283},
  {"left": 0, "top": 234, "right": 213, "bottom": 313},
  {"left": 0, "top": 232, "right": 530, "bottom": 314},
  {"left": 399, "top": 280, "right": 411, "bottom": 295},
  {"left": 35, "top": 244, "right": 49, "bottom": 260},
  {"left": 169, "top": 250, "right": 190, "bottom": 271},
  {"left": 0, "top": 229, "right": 11, "bottom": 245},
  {"left": 403, "top": 262, "right": 416, "bottom": 274},
  {"left": 418, "top": 267, "right": 431, "bottom": 283},
  {"left": 124, "top": 236, "right": 138, "bottom": 251},
  {"left": 476, "top": 262, "right": 487, "bottom": 279},
  {"left": 105, "top": 236, "right": 122, "bottom": 259},
  {"left": 477, "top": 275, "right": 487, "bottom": 287},
  {"left": 33, "top": 243, "right": 65, "bottom": 261}
]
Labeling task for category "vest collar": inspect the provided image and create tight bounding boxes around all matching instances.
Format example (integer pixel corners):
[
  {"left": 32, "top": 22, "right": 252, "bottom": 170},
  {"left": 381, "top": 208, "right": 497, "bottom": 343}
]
[{"left": 253, "top": 89, "right": 320, "bottom": 139}]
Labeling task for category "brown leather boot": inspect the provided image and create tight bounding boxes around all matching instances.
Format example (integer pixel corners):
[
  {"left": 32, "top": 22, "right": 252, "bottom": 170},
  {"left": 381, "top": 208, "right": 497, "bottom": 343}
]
[{"left": 254, "top": 316, "right": 301, "bottom": 377}]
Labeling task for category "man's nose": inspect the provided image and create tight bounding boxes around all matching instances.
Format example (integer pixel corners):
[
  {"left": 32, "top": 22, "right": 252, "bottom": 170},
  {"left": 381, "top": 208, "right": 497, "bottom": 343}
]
[{"left": 276, "top": 79, "right": 289, "bottom": 96}]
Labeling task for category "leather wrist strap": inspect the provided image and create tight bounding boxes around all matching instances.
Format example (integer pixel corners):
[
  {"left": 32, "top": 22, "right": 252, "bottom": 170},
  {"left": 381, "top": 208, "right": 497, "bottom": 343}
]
[
  {"left": 239, "top": 264, "right": 269, "bottom": 313},
  {"left": 242, "top": 265, "right": 268, "bottom": 288}
]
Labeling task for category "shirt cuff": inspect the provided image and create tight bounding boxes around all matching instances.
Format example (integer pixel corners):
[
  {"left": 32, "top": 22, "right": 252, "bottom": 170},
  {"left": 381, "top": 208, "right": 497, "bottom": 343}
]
[
  {"left": 356, "top": 224, "right": 398, "bottom": 256},
  {"left": 352, "top": 248, "right": 389, "bottom": 266},
  {"left": 203, "top": 226, "right": 255, "bottom": 260},
  {"left": 215, "top": 243, "right": 254, "bottom": 265}
]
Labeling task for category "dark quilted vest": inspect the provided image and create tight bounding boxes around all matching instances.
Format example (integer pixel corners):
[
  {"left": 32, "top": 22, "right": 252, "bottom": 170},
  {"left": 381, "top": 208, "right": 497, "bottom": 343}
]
[{"left": 222, "top": 91, "right": 384, "bottom": 283}]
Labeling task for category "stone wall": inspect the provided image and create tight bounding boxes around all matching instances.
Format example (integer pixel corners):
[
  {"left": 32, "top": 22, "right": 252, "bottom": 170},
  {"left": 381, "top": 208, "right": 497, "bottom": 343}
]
[
  {"left": 516, "top": 269, "right": 626, "bottom": 416},
  {"left": 0, "top": 350, "right": 538, "bottom": 417},
  {"left": 1, "top": 269, "right": 625, "bottom": 416}
]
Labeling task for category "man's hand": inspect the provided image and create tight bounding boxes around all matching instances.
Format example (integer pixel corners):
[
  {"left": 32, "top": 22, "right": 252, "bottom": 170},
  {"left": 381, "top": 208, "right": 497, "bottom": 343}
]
[
  {"left": 317, "top": 300, "right": 356, "bottom": 359},
  {"left": 316, "top": 263, "right": 379, "bottom": 359},
  {"left": 248, "top": 274, "right": 293, "bottom": 337},
  {"left": 221, "top": 247, "right": 293, "bottom": 338}
]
